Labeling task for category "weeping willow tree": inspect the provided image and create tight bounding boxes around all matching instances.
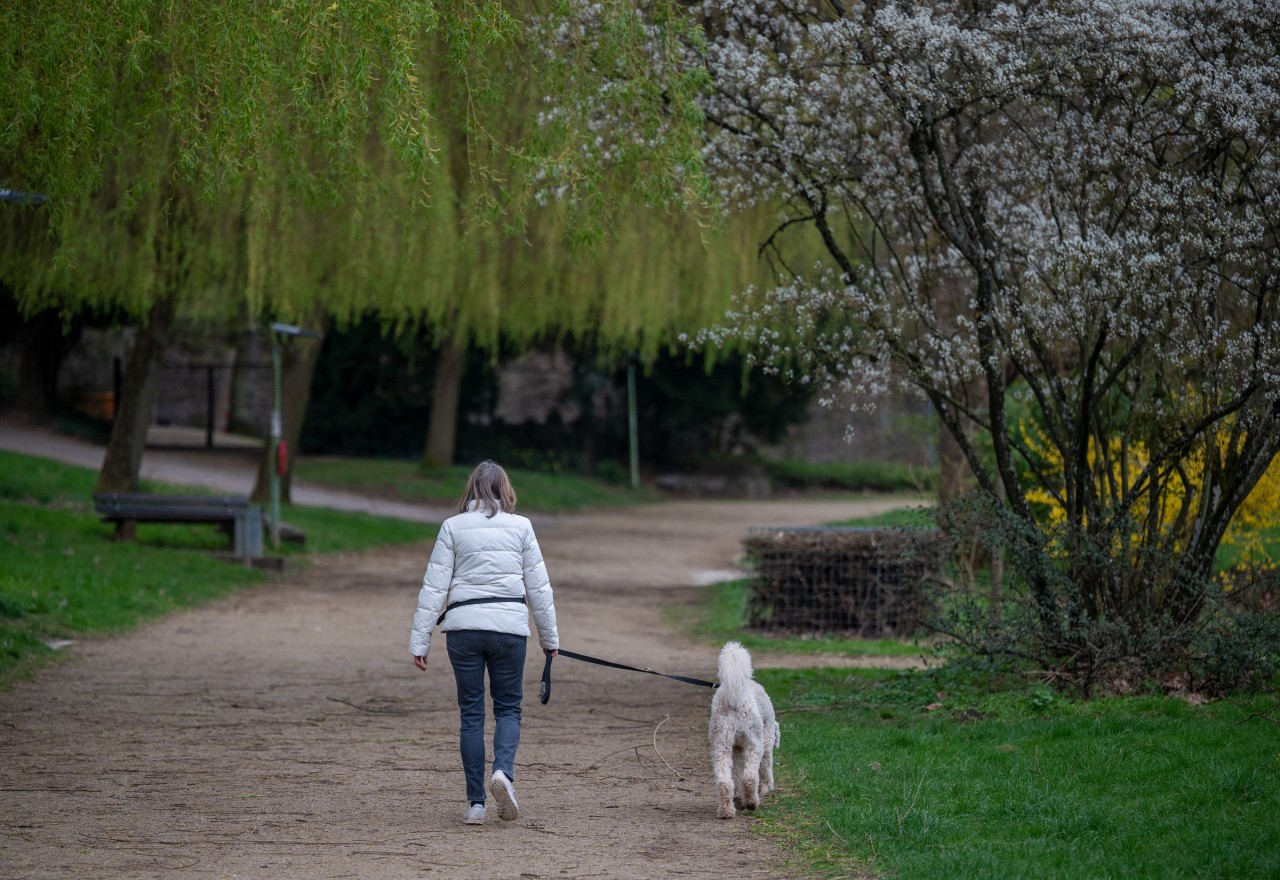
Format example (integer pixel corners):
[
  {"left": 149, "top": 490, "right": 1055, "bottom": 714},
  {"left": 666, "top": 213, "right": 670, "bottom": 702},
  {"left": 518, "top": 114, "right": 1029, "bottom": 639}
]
[
  {"left": 0, "top": 0, "right": 709, "bottom": 490},
  {"left": 329, "top": 190, "right": 796, "bottom": 467}
]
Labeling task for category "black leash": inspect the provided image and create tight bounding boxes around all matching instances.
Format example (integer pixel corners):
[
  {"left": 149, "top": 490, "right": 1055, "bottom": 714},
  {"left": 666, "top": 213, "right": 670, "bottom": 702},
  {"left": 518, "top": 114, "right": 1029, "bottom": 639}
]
[
  {"left": 436, "top": 596, "right": 525, "bottom": 626},
  {"left": 539, "top": 649, "right": 718, "bottom": 704},
  {"left": 436, "top": 598, "right": 718, "bottom": 705}
]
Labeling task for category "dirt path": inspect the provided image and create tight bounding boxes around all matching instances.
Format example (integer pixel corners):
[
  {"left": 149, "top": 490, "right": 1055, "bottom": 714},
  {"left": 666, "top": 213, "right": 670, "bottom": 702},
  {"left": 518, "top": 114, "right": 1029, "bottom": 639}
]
[
  {"left": 1, "top": 485, "right": 913, "bottom": 878},
  {"left": 0, "top": 416, "right": 453, "bottom": 523}
]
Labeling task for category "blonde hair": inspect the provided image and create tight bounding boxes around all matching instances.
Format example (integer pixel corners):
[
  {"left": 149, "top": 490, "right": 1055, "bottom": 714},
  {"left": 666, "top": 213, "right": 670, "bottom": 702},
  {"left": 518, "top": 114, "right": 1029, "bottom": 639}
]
[{"left": 459, "top": 460, "right": 517, "bottom": 518}]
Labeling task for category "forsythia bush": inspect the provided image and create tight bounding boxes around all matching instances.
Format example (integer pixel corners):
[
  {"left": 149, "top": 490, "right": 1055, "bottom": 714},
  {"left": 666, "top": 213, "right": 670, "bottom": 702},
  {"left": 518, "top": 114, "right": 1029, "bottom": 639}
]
[{"left": 1022, "top": 422, "right": 1280, "bottom": 573}]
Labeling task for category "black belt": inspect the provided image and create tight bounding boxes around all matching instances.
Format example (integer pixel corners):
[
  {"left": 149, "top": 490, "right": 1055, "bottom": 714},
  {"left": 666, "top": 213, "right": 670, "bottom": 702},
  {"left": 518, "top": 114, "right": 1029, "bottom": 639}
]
[
  {"left": 539, "top": 649, "right": 718, "bottom": 704},
  {"left": 436, "top": 595, "right": 526, "bottom": 626}
]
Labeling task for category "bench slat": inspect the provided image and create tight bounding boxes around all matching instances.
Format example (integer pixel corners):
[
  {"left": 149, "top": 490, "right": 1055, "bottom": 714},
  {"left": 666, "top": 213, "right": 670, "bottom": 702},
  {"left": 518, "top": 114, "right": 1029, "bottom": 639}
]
[
  {"left": 98, "top": 509, "right": 245, "bottom": 522},
  {"left": 93, "top": 492, "right": 250, "bottom": 509}
]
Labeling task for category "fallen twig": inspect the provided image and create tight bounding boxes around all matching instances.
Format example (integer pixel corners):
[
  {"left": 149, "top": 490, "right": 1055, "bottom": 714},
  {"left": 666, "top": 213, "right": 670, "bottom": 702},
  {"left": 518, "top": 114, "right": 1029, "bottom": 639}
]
[
  {"left": 651, "top": 715, "right": 684, "bottom": 780},
  {"left": 1237, "top": 707, "right": 1279, "bottom": 727},
  {"left": 325, "top": 696, "right": 411, "bottom": 715}
]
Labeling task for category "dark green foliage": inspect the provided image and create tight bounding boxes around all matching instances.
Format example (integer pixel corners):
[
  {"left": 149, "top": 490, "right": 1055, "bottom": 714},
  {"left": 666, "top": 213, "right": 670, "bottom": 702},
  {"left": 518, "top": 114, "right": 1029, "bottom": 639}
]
[
  {"left": 301, "top": 317, "right": 433, "bottom": 457},
  {"left": 301, "top": 330, "right": 814, "bottom": 474},
  {"left": 639, "top": 350, "right": 812, "bottom": 466},
  {"left": 480, "top": 348, "right": 814, "bottom": 472},
  {"left": 1191, "top": 591, "right": 1280, "bottom": 695},
  {"left": 300, "top": 317, "right": 495, "bottom": 459}
]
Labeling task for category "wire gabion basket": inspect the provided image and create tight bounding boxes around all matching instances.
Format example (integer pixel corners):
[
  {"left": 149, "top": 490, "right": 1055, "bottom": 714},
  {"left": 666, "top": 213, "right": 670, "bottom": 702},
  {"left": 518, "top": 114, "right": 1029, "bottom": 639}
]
[{"left": 741, "top": 526, "right": 944, "bottom": 637}]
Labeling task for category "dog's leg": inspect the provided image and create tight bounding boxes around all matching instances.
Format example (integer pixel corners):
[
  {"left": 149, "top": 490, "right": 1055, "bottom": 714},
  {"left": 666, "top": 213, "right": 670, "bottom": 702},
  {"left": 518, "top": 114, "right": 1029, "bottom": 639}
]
[
  {"left": 759, "top": 721, "right": 776, "bottom": 797},
  {"left": 760, "top": 748, "right": 774, "bottom": 798},
  {"left": 712, "top": 748, "right": 736, "bottom": 819},
  {"left": 731, "top": 744, "right": 746, "bottom": 809},
  {"left": 741, "top": 743, "right": 762, "bottom": 810}
]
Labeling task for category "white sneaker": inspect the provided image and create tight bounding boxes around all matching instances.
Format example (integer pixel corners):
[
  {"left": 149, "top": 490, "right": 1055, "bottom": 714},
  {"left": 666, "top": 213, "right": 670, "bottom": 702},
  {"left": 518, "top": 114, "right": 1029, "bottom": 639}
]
[
  {"left": 464, "top": 803, "right": 486, "bottom": 825},
  {"left": 489, "top": 770, "right": 519, "bottom": 821}
]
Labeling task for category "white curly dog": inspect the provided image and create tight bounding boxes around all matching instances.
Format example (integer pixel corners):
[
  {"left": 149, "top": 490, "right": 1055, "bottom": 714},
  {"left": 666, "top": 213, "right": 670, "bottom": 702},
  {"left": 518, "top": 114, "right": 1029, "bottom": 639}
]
[{"left": 708, "top": 641, "right": 779, "bottom": 818}]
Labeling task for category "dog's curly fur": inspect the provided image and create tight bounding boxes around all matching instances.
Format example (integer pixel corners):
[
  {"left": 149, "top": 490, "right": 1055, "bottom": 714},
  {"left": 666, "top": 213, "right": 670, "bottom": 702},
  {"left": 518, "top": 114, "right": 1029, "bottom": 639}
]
[{"left": 708, "top": 641, "right": 779, "bottom": 819}]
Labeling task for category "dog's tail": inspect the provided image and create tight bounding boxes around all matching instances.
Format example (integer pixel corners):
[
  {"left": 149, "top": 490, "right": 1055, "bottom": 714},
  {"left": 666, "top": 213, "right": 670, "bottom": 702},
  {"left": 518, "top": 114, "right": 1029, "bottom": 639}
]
[{"left": 716, "top": 641, "right": 754, "bottom": 708}]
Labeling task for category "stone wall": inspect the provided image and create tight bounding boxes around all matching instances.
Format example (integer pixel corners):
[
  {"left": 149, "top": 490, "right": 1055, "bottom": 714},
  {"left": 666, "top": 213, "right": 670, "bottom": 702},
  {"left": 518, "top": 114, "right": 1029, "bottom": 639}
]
[{"left": 42, "top": 322, "right": 274, "bottom": 439}]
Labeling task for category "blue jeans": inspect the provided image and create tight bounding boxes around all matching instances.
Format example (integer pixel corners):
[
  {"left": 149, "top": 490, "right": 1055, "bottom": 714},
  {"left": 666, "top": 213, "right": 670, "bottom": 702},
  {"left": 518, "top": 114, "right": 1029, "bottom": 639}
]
[{"left": 445, "top": 629, "right": 526, "bottom": 805}]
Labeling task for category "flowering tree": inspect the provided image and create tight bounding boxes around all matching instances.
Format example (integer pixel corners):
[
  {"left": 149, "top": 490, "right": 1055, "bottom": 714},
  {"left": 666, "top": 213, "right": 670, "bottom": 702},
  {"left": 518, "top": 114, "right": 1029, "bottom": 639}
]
[{"left": 672, "top": 0, "right": 1280, "bottom": 687}]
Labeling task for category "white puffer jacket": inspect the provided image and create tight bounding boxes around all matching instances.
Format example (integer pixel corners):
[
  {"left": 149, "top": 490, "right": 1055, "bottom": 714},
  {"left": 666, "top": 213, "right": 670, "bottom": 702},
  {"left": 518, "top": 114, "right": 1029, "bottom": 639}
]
[{"left": 409, "top": 504, "right": 559, "bottom": 658}]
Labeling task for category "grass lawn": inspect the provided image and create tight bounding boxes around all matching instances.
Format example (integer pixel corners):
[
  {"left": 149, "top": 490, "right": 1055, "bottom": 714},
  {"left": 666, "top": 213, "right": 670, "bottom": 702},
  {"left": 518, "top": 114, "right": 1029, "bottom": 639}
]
[
  {"left": 294, "top": 456, "right": 658, "bottom": 512},
  {"left": 758, "top": 665, "right": 1280, "bottom": 880},
  {"left": 827, "top": 505, "right": 939, "bottom": 529},
  {"left": 761, "top": 458, "right": 938, "bottom": 494},
  {"left": 0, "top": 450, "right": 432, "bottom": 687},
  {"left": 679, "top": 503, "right": 1280, "bottom": 878}
]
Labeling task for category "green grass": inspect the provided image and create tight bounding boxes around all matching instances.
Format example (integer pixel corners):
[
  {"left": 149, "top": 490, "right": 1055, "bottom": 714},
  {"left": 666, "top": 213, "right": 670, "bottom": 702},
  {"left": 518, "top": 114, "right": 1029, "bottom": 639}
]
[
  {"left": 828, "top": 505, "right": 938, "bottom": 529},
  {"left": 294, "top": 457, "right": 658, "bottom": 512},
  {"left": 762, "top": 458, "right": 938, "bottom": 494},
  {"left": 757, "top": 666, "right": 1280, "bottom": 879},
  {"left": 0, "top": 450, "right": 433, "bottom": 687},
  {"left": 1215, "top": 525, "right": 1280, "bottom": 571},
  {"left": 275, "top": 505, "right": 431, "bottom": 554}
]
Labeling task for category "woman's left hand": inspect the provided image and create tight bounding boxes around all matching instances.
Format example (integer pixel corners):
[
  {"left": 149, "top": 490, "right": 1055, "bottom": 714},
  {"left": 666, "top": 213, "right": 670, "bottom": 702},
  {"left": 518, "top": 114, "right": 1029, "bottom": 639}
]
[{"left": 414, "top": 655, "right": 429, "bottom": 671}]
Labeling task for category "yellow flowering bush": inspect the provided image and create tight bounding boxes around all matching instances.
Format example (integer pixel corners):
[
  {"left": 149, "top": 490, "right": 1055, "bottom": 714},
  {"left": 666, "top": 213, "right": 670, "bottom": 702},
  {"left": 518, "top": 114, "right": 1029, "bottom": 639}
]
[{"left": 1021, "top": 421, "right": 1280, "bottom": 573}]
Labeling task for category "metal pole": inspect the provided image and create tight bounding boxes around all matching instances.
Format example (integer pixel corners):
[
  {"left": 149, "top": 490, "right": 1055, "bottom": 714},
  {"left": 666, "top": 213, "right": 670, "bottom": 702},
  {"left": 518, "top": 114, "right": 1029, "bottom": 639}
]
[
  {"left": 627, "top": 355, "right": 640, "bottom": 490},
  {"left": 265, "top": 321, "right": 321, "bottom": 552},
  {"left": 112, "top": 356, "right": 122, "bottom": 423},
  {"left": 270, "top": 336, "right": 282, "bottom": 550},
  {"left": 206, "top": 365, "right": 215, "bottom": 449}
]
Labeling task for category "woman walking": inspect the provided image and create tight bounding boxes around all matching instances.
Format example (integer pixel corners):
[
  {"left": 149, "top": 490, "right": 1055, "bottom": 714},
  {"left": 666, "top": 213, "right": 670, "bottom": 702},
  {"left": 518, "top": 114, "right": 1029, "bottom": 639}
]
[{"left": 410, "top": 460, "right": 559, "bottom": 825}]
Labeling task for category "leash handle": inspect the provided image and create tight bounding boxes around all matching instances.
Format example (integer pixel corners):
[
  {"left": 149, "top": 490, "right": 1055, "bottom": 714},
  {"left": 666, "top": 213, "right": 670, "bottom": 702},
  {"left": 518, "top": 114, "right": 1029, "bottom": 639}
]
[{"left": 539, "top": 652, "right": 553, "bottom": 704}]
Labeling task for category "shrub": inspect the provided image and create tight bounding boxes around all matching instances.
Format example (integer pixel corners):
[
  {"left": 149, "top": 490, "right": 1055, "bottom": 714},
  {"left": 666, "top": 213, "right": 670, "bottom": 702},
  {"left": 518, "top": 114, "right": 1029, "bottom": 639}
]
[{"left": 931, "top": 493, "right": 1280, "bottom": 697}]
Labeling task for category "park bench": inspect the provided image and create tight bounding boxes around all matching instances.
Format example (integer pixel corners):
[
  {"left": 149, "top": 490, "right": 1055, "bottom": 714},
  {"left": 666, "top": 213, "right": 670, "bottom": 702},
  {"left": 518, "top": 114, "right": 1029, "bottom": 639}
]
[{"left": 92, "top": 492, "right": 264, "bottom": 559}]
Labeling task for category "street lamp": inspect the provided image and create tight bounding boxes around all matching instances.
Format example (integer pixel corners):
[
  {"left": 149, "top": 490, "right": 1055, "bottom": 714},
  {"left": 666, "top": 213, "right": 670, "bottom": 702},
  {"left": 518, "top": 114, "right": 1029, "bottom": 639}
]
[
  {"left": 627, "top": 352, "right": 641, "bottom": 490},
  {"left": 268, "top": 321, "right": 321, "bottom": 549}
]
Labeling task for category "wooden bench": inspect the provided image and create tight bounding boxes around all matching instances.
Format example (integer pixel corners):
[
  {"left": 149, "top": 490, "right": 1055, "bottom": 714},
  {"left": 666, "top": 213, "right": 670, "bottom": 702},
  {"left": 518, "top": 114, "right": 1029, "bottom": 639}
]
[{"left": 92, "top": 492, "right": 265, "bottom": 559}]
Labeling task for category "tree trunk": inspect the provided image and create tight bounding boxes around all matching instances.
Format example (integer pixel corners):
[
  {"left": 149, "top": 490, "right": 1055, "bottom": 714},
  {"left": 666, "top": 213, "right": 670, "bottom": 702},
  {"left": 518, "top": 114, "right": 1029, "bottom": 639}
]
[
  {"left": 989, "top": 476, "right": 1005, "bottom": 619},
  {"left": 95, "top": 297, "right": 176, "bottom": 505},
  {"left": 934, "top": 278, "right": 977, "bottom": 505},
  {"left": 933, "top": 277, "right": 985, "bottom": 586},
  {"left": 14, "top": 309, "right": 74, "bottom": 420},
  {"left": 937, "top": 418, "right": 973, "bottom": 506},
  {"left": 228, "top": 320, "right": 269, "bottom": 437},
  {"left": 250, "top": 310, "right": 328, "bottom": 504},
  {"left": 422, "top": 335, "right": 464, "bottom": 469}
]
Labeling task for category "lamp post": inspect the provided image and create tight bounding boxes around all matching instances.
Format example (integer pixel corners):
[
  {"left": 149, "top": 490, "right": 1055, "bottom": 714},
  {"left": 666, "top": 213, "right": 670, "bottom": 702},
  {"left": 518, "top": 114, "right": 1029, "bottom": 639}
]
[
  {"left": 268, "top": 321, "right": 321, "bottom": 549},
  {"left": 627, "top": 352, "right": 641, "bottom": 490}
]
